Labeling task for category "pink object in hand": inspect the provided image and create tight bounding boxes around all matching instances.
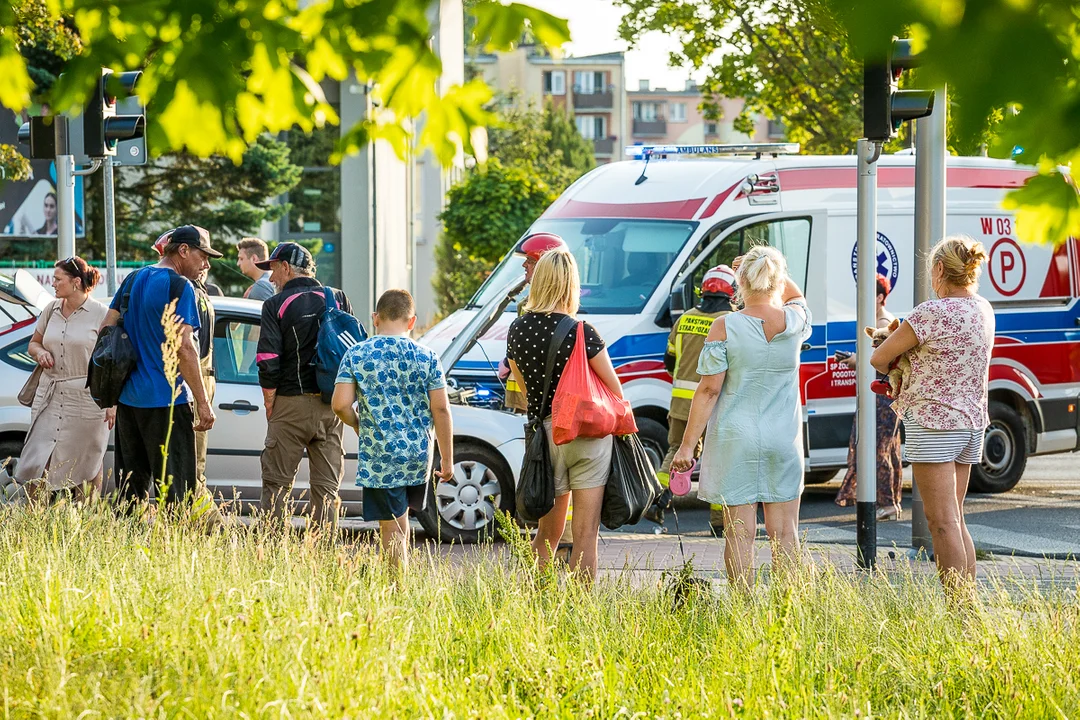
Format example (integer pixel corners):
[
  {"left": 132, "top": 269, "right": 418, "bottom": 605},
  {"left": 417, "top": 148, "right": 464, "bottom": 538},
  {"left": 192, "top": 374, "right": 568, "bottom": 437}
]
[{"left": 669, "top": 460, "right": 696, "bottom": 496}]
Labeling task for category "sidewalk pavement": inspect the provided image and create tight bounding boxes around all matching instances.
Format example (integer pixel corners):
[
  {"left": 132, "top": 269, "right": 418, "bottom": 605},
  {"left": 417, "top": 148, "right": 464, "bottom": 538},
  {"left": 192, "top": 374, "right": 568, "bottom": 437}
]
[{"left": 335, "top": 519, "right": 1080, "bottom": 587}]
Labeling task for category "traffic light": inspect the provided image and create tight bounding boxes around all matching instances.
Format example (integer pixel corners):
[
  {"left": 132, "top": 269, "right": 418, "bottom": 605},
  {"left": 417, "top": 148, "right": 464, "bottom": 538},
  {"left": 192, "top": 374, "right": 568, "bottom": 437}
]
[
  {"left": 84, "top": 69, "right": 144, "bottom": 157},
  {"left": 16, "top": 116, "right": 57, "bottom": 159},
  {"left": 863, "top": 38, "right": 936, "bottom": 142}
]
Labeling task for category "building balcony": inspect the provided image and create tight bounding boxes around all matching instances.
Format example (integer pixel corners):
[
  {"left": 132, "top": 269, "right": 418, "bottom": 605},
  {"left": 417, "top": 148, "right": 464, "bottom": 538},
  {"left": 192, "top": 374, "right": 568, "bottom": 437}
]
[
  {"left": 592, "top": 137, "right": 615, "bottom": 156},
  {"left": 573, "top": 87, "right": 614, "bottom": 110},
  {"left": 633, "top": 119, "right": 667, "bottom": 136}
]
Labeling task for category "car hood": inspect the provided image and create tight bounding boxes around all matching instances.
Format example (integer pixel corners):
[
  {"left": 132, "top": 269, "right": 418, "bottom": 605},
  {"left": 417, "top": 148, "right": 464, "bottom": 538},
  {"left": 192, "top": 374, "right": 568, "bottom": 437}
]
[
  {"left": 0, "top": 270, "right": 53, "bottom": 311},
  {"left": 430, "top": 274, "right": 526, "bottom": 373}
]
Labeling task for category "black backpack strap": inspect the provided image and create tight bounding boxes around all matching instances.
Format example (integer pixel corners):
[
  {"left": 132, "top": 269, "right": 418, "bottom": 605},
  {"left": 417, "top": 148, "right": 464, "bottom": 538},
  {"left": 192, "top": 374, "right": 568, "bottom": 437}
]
[
  {"left": 534, "top": 315, "right": 578, "bottom": 424},
  {"left": 116, "top": 268, "right": 144, "bottom": 325}
]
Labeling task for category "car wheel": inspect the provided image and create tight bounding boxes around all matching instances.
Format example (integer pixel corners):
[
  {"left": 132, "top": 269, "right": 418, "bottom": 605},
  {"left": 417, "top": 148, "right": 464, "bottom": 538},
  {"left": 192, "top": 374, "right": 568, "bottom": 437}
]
[
  {"left": 804, "top": 469, "right": 839, "bottom": 485},
  {"left": 635, "top": 417, "right": 668, "bottom": 472},
  {"left": 416, "top": 442, "right": 514, "bottom": 544},
  {"left": 970, "top": 400, "right": 1028, "bottom": 494},
  {"left": 0, "top": 438, "right": 23, "bottom": 478}
]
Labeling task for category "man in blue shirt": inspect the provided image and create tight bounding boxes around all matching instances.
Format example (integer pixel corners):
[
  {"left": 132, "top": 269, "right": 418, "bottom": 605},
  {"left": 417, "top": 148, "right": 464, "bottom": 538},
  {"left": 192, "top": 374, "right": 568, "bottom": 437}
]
[
  {"left": 332, "top": 289, "right": 453, "bottom": 570},
  {"left": 101, "top": 225, "right": 220, "bottom": 505}
]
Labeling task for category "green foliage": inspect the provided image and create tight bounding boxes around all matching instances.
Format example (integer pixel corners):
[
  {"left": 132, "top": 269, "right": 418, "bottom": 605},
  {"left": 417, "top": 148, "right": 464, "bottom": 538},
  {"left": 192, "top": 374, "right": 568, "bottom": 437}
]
[
  {"left": 1, "top": 506, "right": 1079, "bottom": 717},
  {"left": 434, "top": 101, "right": 592, "bottom": 316},
  {"left": 824, "top": 0, "right": 1080, "bottom": 245},
  {"left": 434, "top": 158, "right": 557, "bottom": 314},
  {"left": 616, "top": 0, "right": 861, "bottom": 154},
  {"left": 488, "top": 99, "right": 595, "bottom": 190},
  {"left": 0, "top": 0, "right": 570, "bottom": 166},
  {"left": 0, "top": 144, "right": 32, "bottom": 184}
]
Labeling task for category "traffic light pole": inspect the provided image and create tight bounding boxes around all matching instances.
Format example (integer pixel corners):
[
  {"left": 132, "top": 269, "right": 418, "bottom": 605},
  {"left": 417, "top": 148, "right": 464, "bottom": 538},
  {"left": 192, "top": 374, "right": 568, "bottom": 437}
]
[
  {"left": 103, "top": 158, "right": 118, "bottom": 295},
  {"left": 53, "top": 118, "right": 77, "bottom": 260},
  {"left": 911, "top": 85, "right": 947, "bottom": 556},
  {"left": 856, "top": 137, "right": 880, "bottom": 570}
]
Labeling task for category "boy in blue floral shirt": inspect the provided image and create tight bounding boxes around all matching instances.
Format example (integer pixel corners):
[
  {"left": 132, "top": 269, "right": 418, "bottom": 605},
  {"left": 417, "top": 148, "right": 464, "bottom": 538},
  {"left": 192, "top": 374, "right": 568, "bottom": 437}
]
[{"left": 332, "top": 290, "right": 453, "bottom": 569}]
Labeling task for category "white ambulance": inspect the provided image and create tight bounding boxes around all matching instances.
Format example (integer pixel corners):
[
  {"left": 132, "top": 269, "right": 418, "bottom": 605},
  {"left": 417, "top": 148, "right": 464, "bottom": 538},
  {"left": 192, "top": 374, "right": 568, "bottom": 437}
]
[{"left": 422, "top": 144, "right": 1080, "bottom": 493}]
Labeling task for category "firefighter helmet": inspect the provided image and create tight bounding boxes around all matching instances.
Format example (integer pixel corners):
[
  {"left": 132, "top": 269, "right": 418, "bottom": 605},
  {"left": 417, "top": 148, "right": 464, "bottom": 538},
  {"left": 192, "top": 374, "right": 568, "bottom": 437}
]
[
  {"left": 515, "top": 232, "right": 567, "bottom": 261},
  {"left": 152, "top": 229, "right": 172, "bottom": 256},
  {"left": 701, "top": 264, "right": 736, "bottom": 296}
]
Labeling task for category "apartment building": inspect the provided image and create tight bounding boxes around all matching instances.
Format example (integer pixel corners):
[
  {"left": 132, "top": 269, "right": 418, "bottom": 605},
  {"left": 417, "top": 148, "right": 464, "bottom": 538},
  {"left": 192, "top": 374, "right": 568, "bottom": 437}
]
[
  {"left": 470, "top": 46, "right": 627, "bottom": 164},
  {"left": 628, "top": 80, "right": 782, "bottom": 149}
]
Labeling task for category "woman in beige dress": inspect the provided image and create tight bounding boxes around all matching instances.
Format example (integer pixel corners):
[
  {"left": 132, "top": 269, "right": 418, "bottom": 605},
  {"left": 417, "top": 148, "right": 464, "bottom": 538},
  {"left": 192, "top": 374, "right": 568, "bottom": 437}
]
[{"left": 18, "top": 256, "right": 112, "bottom": 502}]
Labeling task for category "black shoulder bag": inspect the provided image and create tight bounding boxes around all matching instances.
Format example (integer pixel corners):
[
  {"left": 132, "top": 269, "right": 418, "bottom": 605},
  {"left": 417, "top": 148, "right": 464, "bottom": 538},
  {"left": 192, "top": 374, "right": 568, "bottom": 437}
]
[
  {"left": 86, "top": 269, "right": 145, "bottom": 409},
  {"left": 515, "top": 315, "right": 577, "bottom": 523}
]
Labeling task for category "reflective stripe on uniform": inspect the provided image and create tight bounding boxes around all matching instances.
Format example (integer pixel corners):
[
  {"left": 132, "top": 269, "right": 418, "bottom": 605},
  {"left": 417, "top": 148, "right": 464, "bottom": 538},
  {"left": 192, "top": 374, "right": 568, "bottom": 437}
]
[{"left": 671, "top": 378, "right": 698, "bottom": 400}]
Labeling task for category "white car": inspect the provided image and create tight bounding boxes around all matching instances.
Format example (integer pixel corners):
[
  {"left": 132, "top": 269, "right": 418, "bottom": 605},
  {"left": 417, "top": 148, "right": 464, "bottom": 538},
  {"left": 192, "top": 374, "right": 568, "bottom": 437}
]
[{"left": 0, "top": 271, "right": 525, "bottom": 543}]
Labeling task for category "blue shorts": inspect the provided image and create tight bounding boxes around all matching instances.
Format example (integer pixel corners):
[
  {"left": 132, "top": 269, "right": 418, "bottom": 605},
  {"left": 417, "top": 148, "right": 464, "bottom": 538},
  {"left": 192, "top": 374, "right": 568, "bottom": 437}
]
[{"left": 362, "top": 484, "right": 427, "bottom": 521}]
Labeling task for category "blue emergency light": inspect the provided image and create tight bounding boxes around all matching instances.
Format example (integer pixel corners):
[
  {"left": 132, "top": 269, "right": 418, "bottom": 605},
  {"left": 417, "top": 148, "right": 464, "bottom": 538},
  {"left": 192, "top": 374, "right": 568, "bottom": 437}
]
[{"left": 625, "top": 143, "right": 801, "bottom": 159}]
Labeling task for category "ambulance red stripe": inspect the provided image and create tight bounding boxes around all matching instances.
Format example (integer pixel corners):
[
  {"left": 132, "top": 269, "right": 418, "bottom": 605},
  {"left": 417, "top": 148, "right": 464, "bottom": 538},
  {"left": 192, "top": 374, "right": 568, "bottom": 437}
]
[{"left": 545, "top": 197, "right": 706, "bottom": 220}]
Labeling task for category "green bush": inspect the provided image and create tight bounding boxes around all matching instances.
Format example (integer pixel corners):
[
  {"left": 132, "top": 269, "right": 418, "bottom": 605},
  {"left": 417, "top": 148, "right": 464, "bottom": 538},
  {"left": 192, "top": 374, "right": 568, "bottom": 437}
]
[{"left": 434, "top": 159, "right": 557, "bottom": 316}]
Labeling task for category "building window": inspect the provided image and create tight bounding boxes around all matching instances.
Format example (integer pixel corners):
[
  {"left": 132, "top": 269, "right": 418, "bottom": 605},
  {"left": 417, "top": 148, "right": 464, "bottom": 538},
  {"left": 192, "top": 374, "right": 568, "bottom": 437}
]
[
  {"left": 705, "top": 122, "right": 718, "bottom": 135},
  {"left": 543, "top": 70, "right": 566, "bottom": 96},
  {"left": 574, "top": 71, "right": 605, "bottom": 94},
  {"left": 767, "top": 119, "right": 786, "bottom": 138},
  {"left": 669, "top": 103, "right": 687, "bottom": 123},
  {"left": 575, "top": 115, "right": 606, "bottom": 139},
  {"left": 632, "top": 102, "right": 662, "bottom": 121}
]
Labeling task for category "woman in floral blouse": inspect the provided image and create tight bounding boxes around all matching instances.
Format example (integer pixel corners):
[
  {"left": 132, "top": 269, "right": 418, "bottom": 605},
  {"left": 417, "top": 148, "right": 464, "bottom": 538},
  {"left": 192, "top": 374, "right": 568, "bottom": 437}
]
[{"left": 871, "top": 236, "right": 993, "bottom": 597}]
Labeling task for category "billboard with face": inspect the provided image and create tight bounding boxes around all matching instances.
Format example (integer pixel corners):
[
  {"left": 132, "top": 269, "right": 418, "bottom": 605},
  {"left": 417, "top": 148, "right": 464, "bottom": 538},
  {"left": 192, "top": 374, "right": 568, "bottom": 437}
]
[{"left": 0, "top": 109, "right": 85, "bottom": 240}]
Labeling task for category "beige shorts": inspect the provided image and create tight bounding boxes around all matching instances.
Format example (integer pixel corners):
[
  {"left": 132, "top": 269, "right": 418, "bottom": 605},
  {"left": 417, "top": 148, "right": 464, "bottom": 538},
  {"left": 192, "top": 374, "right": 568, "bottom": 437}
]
[{"left": 543, "top": 420, "right": 613, "bottom": 496}]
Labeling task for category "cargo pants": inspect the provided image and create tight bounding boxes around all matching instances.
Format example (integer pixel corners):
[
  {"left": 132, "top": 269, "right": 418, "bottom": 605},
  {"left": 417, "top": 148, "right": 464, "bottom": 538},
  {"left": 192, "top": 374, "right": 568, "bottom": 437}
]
[{"left": 260, "top": 393, "right": 345, "bottom": 534}]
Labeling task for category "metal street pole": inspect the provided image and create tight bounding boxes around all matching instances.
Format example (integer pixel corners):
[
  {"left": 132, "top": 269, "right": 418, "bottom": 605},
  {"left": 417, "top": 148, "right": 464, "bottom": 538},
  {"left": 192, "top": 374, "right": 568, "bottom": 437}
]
[
  {"left": 54, "top": 117, "right": 77, "bottom": 259},
  {"left": 103, "top": 158, "right": 118, "bottom": 295},
  {"left": 856, "top": 137, "right": 880, "bottom": 570},
  {"left": 911, "top": 86, "right": 947, "bottom": 555}
]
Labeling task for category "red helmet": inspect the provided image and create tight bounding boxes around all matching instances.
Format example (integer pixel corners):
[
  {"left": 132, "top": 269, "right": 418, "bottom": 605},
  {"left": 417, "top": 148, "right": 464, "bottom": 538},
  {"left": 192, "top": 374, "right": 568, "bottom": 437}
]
[
  {"left": 152, "top": 229, "right": 172, "bottom": 256},
  {"left": 701, "top": 264, "right": 736, "bottom": 296},
  {"left": 515, "top": 232, "right": 567, "bottom": 262}
]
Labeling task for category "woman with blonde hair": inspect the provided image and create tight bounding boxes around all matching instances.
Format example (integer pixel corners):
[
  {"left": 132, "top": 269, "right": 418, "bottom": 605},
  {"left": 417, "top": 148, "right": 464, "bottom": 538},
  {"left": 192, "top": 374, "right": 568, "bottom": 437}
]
[
  {"left": 506, "top": 249, "right": 624, "bottom": 581},
  {"left": 17, "top": 256, "right": 112, "bottom": 503},
  {"left": 671, "top": 245, "right": 811, "bottom": 588},
  {"left": 872, "top": 235, "right": 994, "bottom": 597}
]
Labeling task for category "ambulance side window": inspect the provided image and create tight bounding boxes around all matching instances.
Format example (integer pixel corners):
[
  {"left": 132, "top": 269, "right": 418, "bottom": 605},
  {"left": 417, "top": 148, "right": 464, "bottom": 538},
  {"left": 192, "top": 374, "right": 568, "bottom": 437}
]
[
  {"left": 690, "top": 234, "right": 742, "bottom": 296},
  {"left": 742, "top": 217, "right": 811, "bottom": 288}
]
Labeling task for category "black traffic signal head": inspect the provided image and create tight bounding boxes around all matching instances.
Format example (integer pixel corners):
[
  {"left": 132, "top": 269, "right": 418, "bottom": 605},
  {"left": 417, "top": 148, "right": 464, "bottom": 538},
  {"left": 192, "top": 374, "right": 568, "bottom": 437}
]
[
  {"left": 863, "top": 37, "right": 936, "bottom": 142},
  {"left": 84, "top": 69, "right": 144, "bottom": 157},
  {"left": 17, "top": 116, "right": 57, "bottom": 159}
]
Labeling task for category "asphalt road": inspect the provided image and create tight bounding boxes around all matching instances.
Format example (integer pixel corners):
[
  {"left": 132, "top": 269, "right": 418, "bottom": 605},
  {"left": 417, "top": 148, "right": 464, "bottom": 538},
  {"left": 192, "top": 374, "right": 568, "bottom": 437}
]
[{"left": 613, "top": 454, "right": 1080, "bottom": 558}]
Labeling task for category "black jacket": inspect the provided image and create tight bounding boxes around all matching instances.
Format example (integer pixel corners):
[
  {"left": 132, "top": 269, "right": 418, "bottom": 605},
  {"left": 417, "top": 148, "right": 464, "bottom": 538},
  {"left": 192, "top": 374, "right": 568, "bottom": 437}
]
[{"left": 257, "top": 277, "right": 352, "bottom": 395}]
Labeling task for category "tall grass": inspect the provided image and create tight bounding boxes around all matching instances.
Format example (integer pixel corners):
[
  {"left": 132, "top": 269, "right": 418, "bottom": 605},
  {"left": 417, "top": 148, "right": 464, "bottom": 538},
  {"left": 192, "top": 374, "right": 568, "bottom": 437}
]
[{"left": 0, "top": 503, "right": 1076, "bottom": 718}]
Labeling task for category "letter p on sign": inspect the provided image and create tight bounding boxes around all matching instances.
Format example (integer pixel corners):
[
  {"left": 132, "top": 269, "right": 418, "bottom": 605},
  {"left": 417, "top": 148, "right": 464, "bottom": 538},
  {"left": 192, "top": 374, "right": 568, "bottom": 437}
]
[{"left": 989, "top": 238, "right": 1026, "bottom": 297}]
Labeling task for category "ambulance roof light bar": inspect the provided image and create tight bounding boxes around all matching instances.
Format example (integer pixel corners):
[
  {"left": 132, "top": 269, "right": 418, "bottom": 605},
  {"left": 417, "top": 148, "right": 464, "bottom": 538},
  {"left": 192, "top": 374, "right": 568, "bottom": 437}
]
[{"left": 625, "top": 143, "right": 801, "bottom": 159}]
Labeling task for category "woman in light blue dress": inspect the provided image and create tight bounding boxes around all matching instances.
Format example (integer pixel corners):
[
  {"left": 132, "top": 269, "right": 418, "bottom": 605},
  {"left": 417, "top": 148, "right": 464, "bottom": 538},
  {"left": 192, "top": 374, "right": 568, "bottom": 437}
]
[{"left": 671, "top": 246, "right": 811, "bottom": 587}]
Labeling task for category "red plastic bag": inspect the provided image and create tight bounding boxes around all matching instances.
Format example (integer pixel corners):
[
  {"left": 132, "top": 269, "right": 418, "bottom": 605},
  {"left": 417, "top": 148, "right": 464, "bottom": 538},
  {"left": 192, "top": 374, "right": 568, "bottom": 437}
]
[{"left": 551, "top": 321, "right": 637, "bottom": 445}]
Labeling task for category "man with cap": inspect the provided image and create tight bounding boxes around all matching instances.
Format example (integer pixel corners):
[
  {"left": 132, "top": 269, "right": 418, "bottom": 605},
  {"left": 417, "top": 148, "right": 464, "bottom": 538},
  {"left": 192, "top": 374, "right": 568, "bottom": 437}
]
[
  {"left": 499, "top": 232, "right": 567, "bottom": 412},
  {"left": 151, "top": 231, "right": 226, "bottom": 527},
  {"left": 255, "top": 242, "right": 353, "bottom": 535},
  {"left": 101, "top": 225, "right": 219, "bottom": 507},
  {"left": 645, "top": 264, "right": 737, "bottom": 530}
]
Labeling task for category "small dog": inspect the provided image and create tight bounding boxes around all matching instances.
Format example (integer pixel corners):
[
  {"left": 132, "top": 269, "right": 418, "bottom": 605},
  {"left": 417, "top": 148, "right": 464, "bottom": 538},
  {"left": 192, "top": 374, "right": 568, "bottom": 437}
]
[{"left": 865, "top": 319, "right": 910, "bottom": 399}]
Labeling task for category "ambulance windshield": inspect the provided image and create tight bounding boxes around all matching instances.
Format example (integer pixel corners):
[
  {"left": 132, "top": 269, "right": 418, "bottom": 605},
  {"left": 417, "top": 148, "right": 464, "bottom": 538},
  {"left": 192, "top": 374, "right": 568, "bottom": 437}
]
[{"left": 469, "top": 218, "right": 697, "bottom": 314}]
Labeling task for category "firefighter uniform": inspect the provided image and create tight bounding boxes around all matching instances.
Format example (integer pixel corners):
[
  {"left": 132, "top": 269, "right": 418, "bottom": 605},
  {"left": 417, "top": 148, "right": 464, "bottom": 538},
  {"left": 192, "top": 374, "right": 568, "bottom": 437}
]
[{"left": 658, "top": 307, "right": 731, "bottom": 488}]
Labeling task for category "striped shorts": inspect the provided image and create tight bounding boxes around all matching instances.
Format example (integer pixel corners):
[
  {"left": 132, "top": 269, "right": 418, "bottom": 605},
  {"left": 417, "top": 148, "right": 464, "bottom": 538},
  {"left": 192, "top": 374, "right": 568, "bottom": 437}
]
[{"left": 903, "top": 416, "right": 984, "bottom": 465}]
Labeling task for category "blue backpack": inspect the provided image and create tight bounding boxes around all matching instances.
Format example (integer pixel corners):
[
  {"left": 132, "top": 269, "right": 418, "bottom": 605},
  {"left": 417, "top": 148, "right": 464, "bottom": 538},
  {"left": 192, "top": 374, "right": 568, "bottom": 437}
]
[{"left": 316, "top": 286, "right": 367, "bottom": 402}]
